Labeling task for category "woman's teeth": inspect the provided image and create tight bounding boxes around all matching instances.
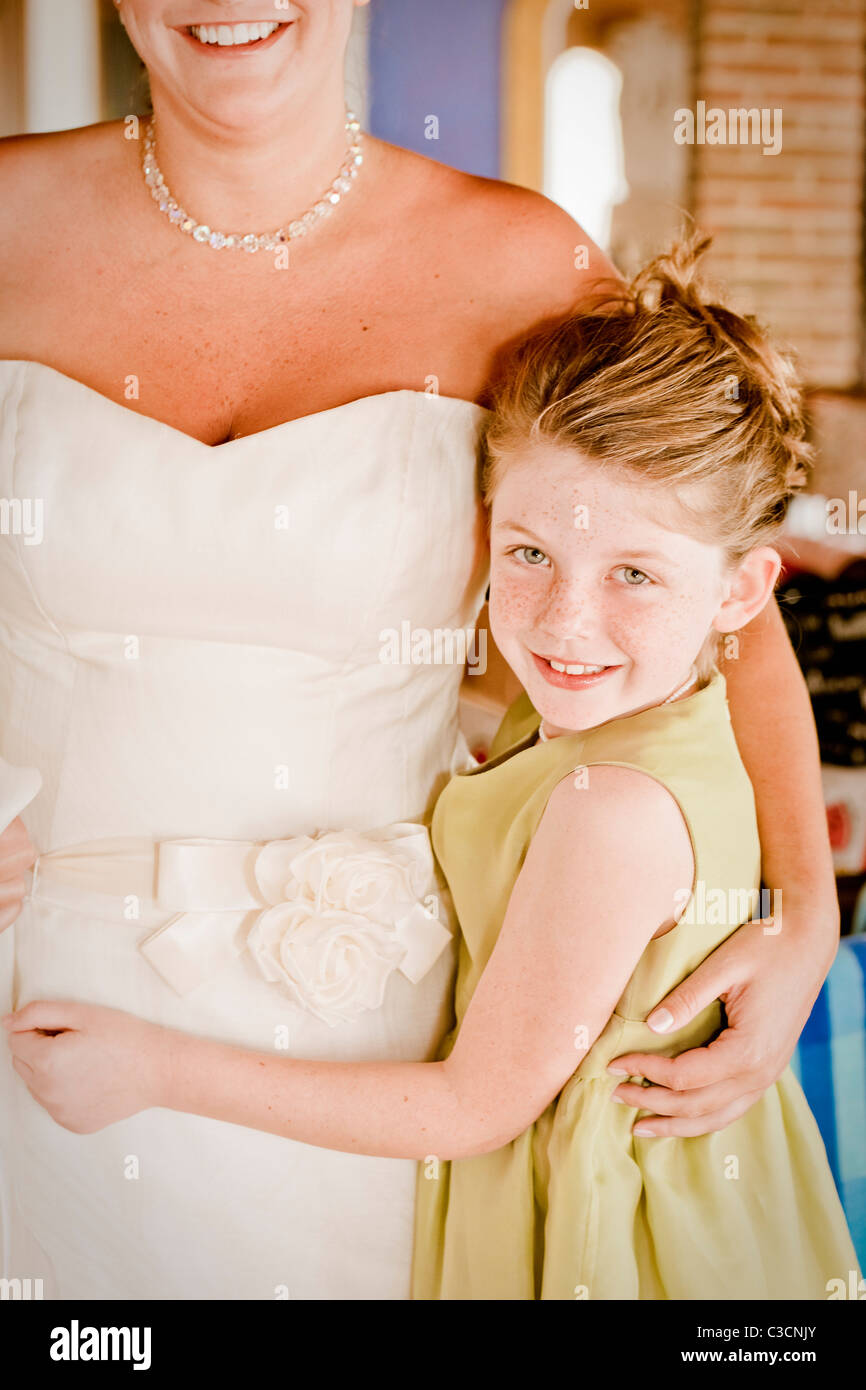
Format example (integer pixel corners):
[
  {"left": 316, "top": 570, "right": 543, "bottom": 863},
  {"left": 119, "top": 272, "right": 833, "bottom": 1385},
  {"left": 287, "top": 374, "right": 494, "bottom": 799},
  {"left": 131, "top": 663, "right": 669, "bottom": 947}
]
[
  {"left": 548, "top": 660, "right": 607, "bottom": 675},
  {"left": 188, "top": 21, "right": 282, "bottom": 46}
]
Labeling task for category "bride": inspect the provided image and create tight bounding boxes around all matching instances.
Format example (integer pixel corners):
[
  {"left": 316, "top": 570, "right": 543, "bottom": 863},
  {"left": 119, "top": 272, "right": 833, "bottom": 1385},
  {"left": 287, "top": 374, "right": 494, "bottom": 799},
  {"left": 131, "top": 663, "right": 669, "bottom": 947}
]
[{"left": 0, "top": 0, "right": 840, "bottom": 1299}]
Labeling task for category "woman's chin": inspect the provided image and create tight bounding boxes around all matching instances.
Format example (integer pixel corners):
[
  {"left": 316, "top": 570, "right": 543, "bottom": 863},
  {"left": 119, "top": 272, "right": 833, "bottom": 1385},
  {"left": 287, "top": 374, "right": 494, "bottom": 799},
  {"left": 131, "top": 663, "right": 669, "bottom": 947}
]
[
  {"left": 156, "top": 21, "right": 308, "bottom": 118},
  {"left": 156, "top": 80, "right": 302, "bottom": 135}
]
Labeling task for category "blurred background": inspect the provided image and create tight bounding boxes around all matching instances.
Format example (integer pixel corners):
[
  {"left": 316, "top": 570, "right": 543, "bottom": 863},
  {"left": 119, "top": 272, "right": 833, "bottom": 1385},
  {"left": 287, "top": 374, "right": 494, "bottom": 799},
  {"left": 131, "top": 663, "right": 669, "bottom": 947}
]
[{"left": 1, "top": 0, "right": 865, "bottom": 1265}]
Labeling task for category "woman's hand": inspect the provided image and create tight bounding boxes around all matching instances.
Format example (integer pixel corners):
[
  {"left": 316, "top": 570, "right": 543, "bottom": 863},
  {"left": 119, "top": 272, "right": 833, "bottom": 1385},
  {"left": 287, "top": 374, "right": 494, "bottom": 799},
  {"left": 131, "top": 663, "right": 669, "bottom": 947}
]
[
  {"left": 2, "top": 1000, "right": 170, "bottom": 1133},
  {"left": 0, "top": 815, "right": 36, "bottom": 933},
  {"left": 608, "top": 904, "right": 838, "bottom": 1135}
]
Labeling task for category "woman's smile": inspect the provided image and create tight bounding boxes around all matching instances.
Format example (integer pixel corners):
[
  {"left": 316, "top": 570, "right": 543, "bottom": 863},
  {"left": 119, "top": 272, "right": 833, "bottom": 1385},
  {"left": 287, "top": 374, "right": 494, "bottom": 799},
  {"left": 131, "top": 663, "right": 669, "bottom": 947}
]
[{"left": 177, "top": 18, "right": 294, "bottom": 56}]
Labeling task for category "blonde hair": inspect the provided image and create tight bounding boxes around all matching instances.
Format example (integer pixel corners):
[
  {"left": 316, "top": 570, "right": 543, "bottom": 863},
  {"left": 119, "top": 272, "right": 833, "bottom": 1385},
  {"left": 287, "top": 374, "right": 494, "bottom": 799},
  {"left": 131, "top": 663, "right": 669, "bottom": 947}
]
[{"left": 480, "top": 232, "right": 813, "bottom": 678}]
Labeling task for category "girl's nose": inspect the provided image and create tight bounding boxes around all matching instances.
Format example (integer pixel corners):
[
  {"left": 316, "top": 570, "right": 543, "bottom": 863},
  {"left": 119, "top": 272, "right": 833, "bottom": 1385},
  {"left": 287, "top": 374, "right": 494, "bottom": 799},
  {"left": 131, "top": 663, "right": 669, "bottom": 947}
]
[{"left": 538, "top": 578, "right": 597, "bottom": 638}]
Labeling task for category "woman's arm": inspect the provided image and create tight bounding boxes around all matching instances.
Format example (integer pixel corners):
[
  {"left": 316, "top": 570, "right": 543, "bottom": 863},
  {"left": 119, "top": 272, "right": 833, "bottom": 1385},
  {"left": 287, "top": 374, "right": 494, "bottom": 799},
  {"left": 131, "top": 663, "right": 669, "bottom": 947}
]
[
  {"left": 608, "top": 597, "right": 840, "bottom": 1133},
  {"left": 720, "top": 596, "right": 837, "bottom": 945},
  {"left": 4, "top": 767, "right": 692, "bottom": 1153}
]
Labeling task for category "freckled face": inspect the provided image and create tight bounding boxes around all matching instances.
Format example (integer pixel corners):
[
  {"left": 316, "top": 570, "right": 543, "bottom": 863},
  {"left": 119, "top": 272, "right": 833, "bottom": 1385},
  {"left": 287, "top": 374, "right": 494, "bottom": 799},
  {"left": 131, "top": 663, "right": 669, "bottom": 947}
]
[{"left": 488, "top": 445, "right": 730, "bottom": 734}]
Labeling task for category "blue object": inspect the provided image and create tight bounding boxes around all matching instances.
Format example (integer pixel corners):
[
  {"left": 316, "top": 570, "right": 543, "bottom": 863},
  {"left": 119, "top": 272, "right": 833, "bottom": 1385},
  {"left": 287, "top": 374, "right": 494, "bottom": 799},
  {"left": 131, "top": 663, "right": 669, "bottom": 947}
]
[
  {"left": 367, "top": 0, "right": 509, "bottom": 177},
  {"left": 792, "top": 935, "right": 866, "bottom": 1272}
]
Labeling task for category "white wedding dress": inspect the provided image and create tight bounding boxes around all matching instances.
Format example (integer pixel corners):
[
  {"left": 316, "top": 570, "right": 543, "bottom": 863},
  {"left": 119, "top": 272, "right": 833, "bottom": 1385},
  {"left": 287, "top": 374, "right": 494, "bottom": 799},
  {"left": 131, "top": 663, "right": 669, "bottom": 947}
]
[{"left": 0, "top": 358, "right": 490, "bottom": 1300}]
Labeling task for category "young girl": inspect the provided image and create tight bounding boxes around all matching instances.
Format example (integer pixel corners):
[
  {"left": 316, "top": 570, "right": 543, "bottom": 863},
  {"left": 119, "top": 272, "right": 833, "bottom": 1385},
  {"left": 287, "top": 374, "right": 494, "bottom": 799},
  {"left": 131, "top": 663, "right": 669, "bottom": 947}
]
[{"left": 5, "top": 236, "right": 859, "bottom": 1300}]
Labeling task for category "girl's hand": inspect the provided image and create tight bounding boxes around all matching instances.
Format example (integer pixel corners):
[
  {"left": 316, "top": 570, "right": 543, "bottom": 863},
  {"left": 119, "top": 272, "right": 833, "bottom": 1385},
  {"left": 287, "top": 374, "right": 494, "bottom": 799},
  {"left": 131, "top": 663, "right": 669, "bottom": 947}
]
[
  {"left": 608, "top": 907, "right": 838, "bottom": 1136},
  {"left": 2, "top": 1000, "right": 169, "bottom": 1133},
  {"left": 0, "top": 816, "right": 37, "bottom": 934}
]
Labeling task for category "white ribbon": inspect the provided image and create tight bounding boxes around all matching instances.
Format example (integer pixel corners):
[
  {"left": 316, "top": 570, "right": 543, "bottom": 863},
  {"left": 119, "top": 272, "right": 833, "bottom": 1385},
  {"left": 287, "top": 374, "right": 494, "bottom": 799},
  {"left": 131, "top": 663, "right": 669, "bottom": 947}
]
[{"left": 30, "top": 823, "right": 452, "bottom": 1024}]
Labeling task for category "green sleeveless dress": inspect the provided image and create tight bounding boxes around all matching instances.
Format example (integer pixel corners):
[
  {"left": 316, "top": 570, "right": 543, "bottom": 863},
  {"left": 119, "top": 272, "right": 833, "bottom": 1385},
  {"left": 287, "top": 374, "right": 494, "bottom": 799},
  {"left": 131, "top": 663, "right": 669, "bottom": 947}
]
[{"left": 411, "top": 668, "right": 859, "bottom": 1299}]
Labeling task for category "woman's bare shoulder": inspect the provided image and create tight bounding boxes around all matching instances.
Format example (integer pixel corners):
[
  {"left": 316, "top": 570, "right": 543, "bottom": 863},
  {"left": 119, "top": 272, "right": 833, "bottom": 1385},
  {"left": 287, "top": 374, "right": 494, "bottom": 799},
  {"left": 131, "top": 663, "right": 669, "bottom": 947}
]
[
  {"left": 0, "top": 119, "right": 123, "bottom": 182},
  {"left": 462, "top": 170, "right": 624, "bottom": 329},
  {"left": 0, "top": 126, "right": 65, "bottom": 231},
  {"left": 0, "top": 121, "right": 125, "bottom": 258},
  {"left": 373, "top": 136, "right": 624, "bottom": 342}
]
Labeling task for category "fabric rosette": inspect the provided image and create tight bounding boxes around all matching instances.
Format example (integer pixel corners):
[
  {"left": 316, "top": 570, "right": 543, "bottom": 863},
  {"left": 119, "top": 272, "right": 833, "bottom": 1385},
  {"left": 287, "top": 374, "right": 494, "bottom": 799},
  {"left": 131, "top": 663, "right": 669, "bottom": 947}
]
[{"left": 244, "top": 825, "right": 451, "bottom": 1026}]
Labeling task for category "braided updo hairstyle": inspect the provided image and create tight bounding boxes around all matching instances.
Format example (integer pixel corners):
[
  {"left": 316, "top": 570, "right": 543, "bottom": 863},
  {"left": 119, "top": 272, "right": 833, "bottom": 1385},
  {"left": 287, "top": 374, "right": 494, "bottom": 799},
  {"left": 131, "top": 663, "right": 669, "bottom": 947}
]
[{"left": 481, "top": 232, "right": 812, "bottom": 567}]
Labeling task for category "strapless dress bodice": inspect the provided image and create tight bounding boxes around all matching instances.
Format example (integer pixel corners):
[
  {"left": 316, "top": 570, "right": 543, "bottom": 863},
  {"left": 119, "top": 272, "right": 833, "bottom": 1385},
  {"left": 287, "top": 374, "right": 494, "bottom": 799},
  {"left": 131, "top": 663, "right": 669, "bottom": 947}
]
[{"left": 0, "top": 358, "right": 490, "bottom": 846}]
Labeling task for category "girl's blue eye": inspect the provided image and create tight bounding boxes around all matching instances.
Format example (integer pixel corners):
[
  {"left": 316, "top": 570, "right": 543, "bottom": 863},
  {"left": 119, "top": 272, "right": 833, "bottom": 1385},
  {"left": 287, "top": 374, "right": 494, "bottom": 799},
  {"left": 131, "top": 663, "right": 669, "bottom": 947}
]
[
  {"left": 615, "top": 566, "right": 651, "bottom": 586},
  {"left": 516, "top": 546, "right": 549, "bottom": 567}
]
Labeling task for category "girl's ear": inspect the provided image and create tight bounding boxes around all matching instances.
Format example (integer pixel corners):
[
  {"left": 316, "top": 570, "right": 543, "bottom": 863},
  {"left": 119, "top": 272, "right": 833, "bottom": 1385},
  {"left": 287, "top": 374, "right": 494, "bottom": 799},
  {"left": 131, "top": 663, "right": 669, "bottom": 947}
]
[{"left": 712, "top": 546, "right": 782, "bottom": 634}]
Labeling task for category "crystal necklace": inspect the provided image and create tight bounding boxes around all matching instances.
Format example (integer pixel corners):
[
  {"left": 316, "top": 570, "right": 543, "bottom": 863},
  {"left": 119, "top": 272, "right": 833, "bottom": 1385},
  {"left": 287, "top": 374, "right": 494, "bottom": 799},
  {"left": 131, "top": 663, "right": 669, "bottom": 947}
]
[
  {"left": 537, "top": 666, "right": 699, "bottom": 743},
  {"left": 140, "top": 108, "right": 364, "bottom": 252}
]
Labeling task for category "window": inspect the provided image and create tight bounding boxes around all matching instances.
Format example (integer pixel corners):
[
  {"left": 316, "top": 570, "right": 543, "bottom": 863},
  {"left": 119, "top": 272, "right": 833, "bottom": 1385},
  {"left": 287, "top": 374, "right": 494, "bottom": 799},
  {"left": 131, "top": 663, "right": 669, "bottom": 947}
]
[{"left": 543, "top": 46, "right": 628, "bottom": 252}]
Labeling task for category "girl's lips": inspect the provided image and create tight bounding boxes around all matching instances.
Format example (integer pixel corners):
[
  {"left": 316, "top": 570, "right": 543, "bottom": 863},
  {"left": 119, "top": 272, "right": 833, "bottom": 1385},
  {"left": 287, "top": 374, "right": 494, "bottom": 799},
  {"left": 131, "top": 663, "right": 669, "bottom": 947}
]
[
  {"left": 177, "top": 22, "right": 292, "bottom": 57},
  {"left": 530, "top": 651, "right": 621, "bottom": 690}
]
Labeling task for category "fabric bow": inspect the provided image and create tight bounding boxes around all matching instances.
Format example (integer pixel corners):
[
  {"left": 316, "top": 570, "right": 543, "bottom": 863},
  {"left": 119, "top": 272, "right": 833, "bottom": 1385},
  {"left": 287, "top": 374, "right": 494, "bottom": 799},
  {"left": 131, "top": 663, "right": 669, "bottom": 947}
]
[{"left": 29, "top": 823, "right": 451, "bottom": 1026}]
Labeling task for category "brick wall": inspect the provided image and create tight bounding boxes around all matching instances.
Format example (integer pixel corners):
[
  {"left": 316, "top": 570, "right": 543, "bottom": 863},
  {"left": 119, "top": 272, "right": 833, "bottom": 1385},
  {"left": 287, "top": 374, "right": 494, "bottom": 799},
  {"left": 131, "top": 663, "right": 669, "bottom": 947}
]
[{"left": 693, "top": 0, "right": 865, "bottom": 392}]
